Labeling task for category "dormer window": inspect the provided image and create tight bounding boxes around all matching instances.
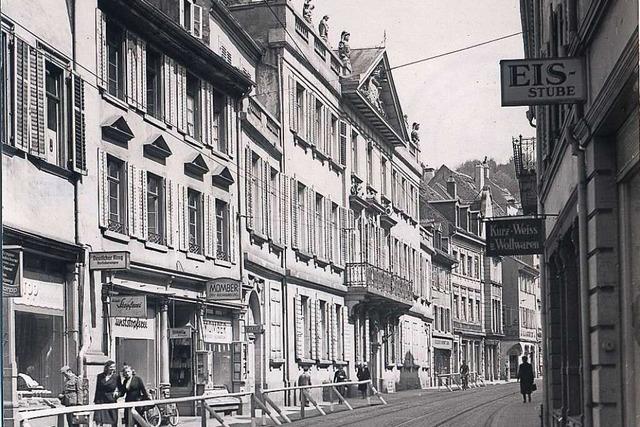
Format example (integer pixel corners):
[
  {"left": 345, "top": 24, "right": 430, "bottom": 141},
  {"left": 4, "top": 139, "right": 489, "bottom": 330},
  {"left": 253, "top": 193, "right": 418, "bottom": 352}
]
[{"left": 180, "top": 0, "right": 203, "bottom": 39}]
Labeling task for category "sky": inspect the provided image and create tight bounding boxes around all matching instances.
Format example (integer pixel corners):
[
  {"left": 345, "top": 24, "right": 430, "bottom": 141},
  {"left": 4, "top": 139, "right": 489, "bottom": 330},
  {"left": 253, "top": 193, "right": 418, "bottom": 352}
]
[{"left": 294, "top": 0, "right": 535, "bottom": 168}]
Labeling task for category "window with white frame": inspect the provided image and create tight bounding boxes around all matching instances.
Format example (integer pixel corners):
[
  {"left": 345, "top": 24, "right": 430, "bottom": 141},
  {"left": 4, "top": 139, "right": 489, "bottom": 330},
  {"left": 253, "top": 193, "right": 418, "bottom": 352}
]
[
  {"left": 215, "top": 199, "right": 230, "bottom": 260},
  {"left": 147, "top": 173, "right": 165, "bottom": 244},
  {"left": 270, "top": 286, "right": 283, "bottom": 360},
  {"left": 186, "top": 73, "right": 201, "bottom": 140},
  {"left": 213, "top": 89, "right": 227, "bottom": 153},
  {"left": 180, "top": 0, "right": 203, "bottom": 38},
  {"left": 315, "top": 193, "right": 324, "bottom": 258},
  {"left": 187, "top": 188, "right": 203, "bottom": 254},
  {"left": 107, "top": 156, "right": 127, "bottom": 234},
  {"left": 351, "top": 130, "right": 358, "bottom": 174},
  {"left": 106, "top": 19, "right": 125, "bottom": 99},
  {"left": 146, "top": 48, "right": 163, "bottom": 119},
  {"left": 44, "top": 62, "right": 65, "bottom": 167},
  {"left": 320, "top": 300, "right": 329, "bottom": 359}
]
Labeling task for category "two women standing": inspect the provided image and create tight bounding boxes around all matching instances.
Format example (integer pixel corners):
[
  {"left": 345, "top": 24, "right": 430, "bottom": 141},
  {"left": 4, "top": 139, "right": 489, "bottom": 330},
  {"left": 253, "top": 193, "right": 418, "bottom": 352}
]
[{"left": 93, "top": 361, "right": 150, "bottom": 426}]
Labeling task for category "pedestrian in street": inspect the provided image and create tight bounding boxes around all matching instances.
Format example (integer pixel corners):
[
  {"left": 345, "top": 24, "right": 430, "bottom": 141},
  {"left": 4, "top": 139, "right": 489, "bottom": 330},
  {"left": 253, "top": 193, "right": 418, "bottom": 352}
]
[
  {"left": 460, "top": 360, "right": 469, "bottom": 390},
  {"left": 356, "top": 363, "right": 371, "bottom": 399},
  {"left": 505, "top": 360, "right": 510, "bottom": 382},
  {"left": 333, "top": 365, "right": 347, "bottom": 399},
  {"left": 59, "top": 366, "right": 81, "bottom": 427},
  {"left": 94, "top": 360, "right": 120, "bottom": 426},
  {"left": 298, "top": 366, "right": 312, "bottom": 407},
  {"left": 119, "top": 364, "right": 150, "bottom": 425},
  {"left": 517, "top": 355, "right": 535, "bottom": 403}
]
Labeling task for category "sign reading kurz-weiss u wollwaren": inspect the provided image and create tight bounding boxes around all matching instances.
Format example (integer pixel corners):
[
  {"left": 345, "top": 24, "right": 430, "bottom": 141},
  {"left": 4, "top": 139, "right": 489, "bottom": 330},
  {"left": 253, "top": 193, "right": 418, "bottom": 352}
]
[
  {"left": 206, "top": 278, "right": 242, "bottom": 301},
  {"left": 500, "top": 57, "right": 586, "bottom": 106},
  {"left": 486, "top": 217, "right": 545, "bottom": 256}
]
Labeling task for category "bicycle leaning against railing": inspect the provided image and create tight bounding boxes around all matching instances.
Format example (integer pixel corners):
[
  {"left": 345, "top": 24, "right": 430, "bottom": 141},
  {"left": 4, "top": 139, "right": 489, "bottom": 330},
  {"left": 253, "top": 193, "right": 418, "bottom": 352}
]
[{"left": 143, "top": 388, "right": 179, "bottom": 427}]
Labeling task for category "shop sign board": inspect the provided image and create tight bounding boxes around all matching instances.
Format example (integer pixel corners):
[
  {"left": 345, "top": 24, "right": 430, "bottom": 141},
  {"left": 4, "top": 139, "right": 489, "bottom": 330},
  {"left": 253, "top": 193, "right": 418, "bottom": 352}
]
[
  {"left": 206, "top": 278, "right": 242, "bottom": 301},
  {"left": 500, "top": 57, "right": 586, "bottom": 106},
  {"left": 518, "top": 174, "right": 538, "bottom": 215},
  {"left": 3, "top": 246, "right": 22, "bottom": 297},
  {"left": 169, "top": 327, "right": 192, "bottom": 339},
  {"left": 110, "top": 295, "right": 147, "bottom": 318},
  {"left": 245, "top": 324, "right": 264, "bottom": 334},
  {"left": 111, "top": 316, "right": 155, "bottom": 340},
  {"left": 486, "top": 217, "right": 545, "bottom": 256},
  {"left": 89, "top": 251, "right": 131, "bottom": 270},
  {"left": 203, "top": 319, "right": 232, "bottom": 343},
  {"left": 433, "top": 338, "right": 453, "bottom": 350}
]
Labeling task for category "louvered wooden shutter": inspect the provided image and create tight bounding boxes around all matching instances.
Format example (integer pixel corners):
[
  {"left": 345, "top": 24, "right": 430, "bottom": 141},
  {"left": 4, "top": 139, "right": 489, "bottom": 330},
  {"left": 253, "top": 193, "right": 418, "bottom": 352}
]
[
  {"left": 338, "top": 207, "right": 346, "bottom": 266},
  {"left": 230, "top": 204, "right": 237, "bottom": 263},
  {"left": 263, "top": 161, "right": 270, "bottom": 238},
  {"left": 288, "top": 75, "right": 296, "bottom": 131},
  {"left": 127, "top": 164, "right": 137, "bottom": 237},
  {"left": 312, "top": 299, "right": 319, "bottom": 360},
  {"left": 227, "top": 99, "right": 236, "bottom": 158},
  {"left": 14, "top": 38, "right": 29, "bottom": 151},
  {"left": 325, "top": 199, "right": 332, "bottom": 262},
  {"left": 95, "top": 8, "right": 107, "bottom": 88},
  {"left": 98, "top": 149, "right": 109, "bottom": 228},
  {"left": 280, "top": 174, "right": 289, "bottom": 247},
  {"left": 203, "top": 194, "right": 212, "bottom": 258},
  {"left": 291, "top": 177, "right": 299, "bottom": 249},
  {"left": 139, "top": 169, "right": 148, "bottom": 240},
  {"left": 245, "top": 147, "right": 254, "bottom": 231},
  {"left": 294, "top": 294, "right": 304, "bottom": 360},
  {"left": 138, "top": 37, "right": 146, "bottom": 110},
  {"left": 342, "top": 305, "right": 350, "bottom": 362},
  {"left": 339, "top": 121, "right": 347, "bottom": 166},
  {"left": 177, "top": 184, "right": 187, "bottom": 251},
  {"left": 70, "top": 74, "right": 87, "bottom": 173},
  {"left": 330, "top": 303, "right": 337, "bottom": 361},
  {"left": 165, "top": 179, "right": 175, "bottom": 248},
  {"left": 170, "top": 60, "right": 178, "bottom": 127},
  {"left": 125, "top": 32, "right": 136, "bottom": 106},
  {"left": 176, "top": 63, "right": 187, "bottom": 132},
  {"left": 201, "top": 82, "right": 213, "bottom": 147},
  {"left": 307, "top": 188, "right": 315, "bottom": 254},
  {"left": 163, "top": 56, "right": 173, "bottom": 125},
  {"left": 28, "top": 46, "right": 45, "bottom": 158},
  {"left": 347, "top": 209, "right": 355, "bottom": 263}
]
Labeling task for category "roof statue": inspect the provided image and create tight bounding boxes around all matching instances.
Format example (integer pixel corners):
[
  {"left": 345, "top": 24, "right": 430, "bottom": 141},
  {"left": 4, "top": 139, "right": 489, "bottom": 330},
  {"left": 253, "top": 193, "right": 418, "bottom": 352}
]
[
  {"left": 303, "top": 0, "right": 314, "bottom": 24},
  {"left": 318, "top": 15, "right": 329, "bottom": 43},
  {"left": 338, "top": 31, "right": 352, "bottom": 73},
  {"left": 411, "top": 122, "right": 420, "bottom": 144}
]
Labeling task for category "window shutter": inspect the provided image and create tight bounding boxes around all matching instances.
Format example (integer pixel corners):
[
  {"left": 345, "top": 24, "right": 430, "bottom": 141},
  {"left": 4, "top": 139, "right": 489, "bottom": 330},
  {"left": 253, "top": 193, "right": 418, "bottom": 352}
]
[
  {"left": 347, "top": 209, "right": 355, "bottom": 263},
  {"left": 125, "top": 32, "right": 136, "bottom": 106},
  {"left": 163, "top": 56, "right": 173, "bottom": 125},
  {"left": 170, "top": 60, "right": 178, "bottom": 127},
  {"left": 330, "top": 303, "right": 337, "bottom": 361},
  {"left": 203, "top": 194, "right": 212, "bottom": 258},
  {"left": 325, "top": 198, "right": 332, "bottom": 261},
  {"left": 260, "top": 160, "right": 267, "bottom": 237},
  {"left": 339, "top": 121, "right": 347, "bottom": 166},
  {"left": 95, "top": 8, "right": 107, "bottom": 88},
  {"left": 342, "top": 305, "right": 350, "bottom": 362},
  {"left": 245, "top": 147, "right": 254, "bottom": 231},
  {"left": 176, "top": 63, "right": 186, "bottom": 132},
  {"left": 14, "top": 38, "right": 30, "bottom": 152},
  {"left": 291, "top": 177, "right": 299, "bottom": 249},
  {"left": 138, "top": 38, "right": 147, "bottom": 111},
  {"left": 70, "top": 74, "right": 87, "bottom": 174},
  {"left": 139, "top": 169, "right": 148, "bottom": 241},
  {"left": 311, "top": 299, "right": 319, "bottom": 360},
  {"left": 307, "top": 92, "right": 314, "bottom": 143},
  {"left": 193, "top": 4, "right": 203, "bottom": 38},
  {"left": 307, "top": 187, "right": 315, "bottom": 254},
  {"left": 165, "top": 179, "right": 175, "bottom": 248},
  {"left": 228, "top": 100, "right": 235, "bottom": 158},
  {"left": 294, "top": 294, "right": 304, "bottom": 360},
  {"left": 28, "top": 46, "right": 45, "bottom": 158},
  {"left": 127, "top": 164, "right": 137, "bottom": 237},
  {"left": 279, "top": 173, "right": 289, "bottom": 247},
  {"left": 230, "top": 204, "right": 237, "bottom": 264},
  {"left": 177, "top": 184, "right": 187, "bottom": 251},
  {"left": 288, "top": 75, "right": 296, "bottom": 131},
  {"left": 253, "top": 157, "right": 263, "bottom": 235},
  {"left": 201, "top": 82, "right": 213, "bottom": 147},
  {"left": 338, "top": 207, "right": 346, "bottom": 266},
  {"left": 98, "top": 149, "right": 108, "bottom": 228}
]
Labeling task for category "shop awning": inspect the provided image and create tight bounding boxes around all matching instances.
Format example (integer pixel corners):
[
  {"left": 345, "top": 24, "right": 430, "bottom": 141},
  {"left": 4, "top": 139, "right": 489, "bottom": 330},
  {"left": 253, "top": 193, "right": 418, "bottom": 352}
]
[{"left": 109, "top": 278, "right": 175, "bottom": 296}]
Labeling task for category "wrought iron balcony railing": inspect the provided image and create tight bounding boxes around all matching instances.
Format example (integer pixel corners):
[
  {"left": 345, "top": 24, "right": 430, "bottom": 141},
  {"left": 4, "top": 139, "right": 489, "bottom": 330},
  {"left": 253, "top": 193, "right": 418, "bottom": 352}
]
[
  {"left": 345, "top": 262, "right": 413, "bottom": 305},
  {"left": 512, "top": 135, "right": 537, "bottom": 178}
]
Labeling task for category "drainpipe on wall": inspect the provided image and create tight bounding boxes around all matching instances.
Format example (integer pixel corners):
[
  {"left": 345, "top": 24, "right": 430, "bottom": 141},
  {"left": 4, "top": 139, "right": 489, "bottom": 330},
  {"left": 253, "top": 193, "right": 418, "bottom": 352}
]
[{"left": 569, "top": 103, "right": 592, "bottom": 427}]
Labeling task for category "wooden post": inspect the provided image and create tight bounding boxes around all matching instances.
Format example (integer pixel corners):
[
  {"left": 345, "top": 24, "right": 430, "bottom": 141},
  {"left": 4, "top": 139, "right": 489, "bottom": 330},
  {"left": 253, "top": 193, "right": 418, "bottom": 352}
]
[
  {"left": 300, "top": 389, "right": 306, "bottom": 420},
  {"left": 263, "top": 394, "right": 292, "bottom": 423},
  {"left": 369, "top": 384, "right": 387, "bottom": 405},
  {"left": 331, "top": 386, "right": 353, "bottom": 410},
  {"left": 204, "top": 402, "right": 229, "bottom": 427},
  {"left": 251, "top": 395, "right": 281, "bottom": 426},
  {"left": 302, "top": 390, "right": 326, "bottom": 416},
  {"left": 201, "top": 401, "right": 208, "bottom": 427}
]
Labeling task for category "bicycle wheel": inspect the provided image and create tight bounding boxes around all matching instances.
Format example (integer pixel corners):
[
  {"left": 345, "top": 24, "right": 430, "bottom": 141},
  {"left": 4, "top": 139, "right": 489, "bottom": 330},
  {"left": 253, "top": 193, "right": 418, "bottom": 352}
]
[
  {"left": 144, "top": 406, "right": 162, "bottom": 427},
  {"left": 167, "top": 404, "right": 180, "bottom": 426}
]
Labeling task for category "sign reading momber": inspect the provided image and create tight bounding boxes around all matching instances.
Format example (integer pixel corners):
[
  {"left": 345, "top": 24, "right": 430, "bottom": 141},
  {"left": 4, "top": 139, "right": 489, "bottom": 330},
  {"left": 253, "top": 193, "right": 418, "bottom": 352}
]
[
  {"left": 500, "top": 58, "right": 586, "bottom": 106},
  {"left": 206, "top": 278, "right": 242, "bottom": 301},
  {"left": 486, "top": 217, "right": 545, "bottom": 256},
  {"left": 110, "top": 295, "right": 147, "bottom": 318},
  {"left": 89, "top": 251, "right": 131, "bottom": 270}
]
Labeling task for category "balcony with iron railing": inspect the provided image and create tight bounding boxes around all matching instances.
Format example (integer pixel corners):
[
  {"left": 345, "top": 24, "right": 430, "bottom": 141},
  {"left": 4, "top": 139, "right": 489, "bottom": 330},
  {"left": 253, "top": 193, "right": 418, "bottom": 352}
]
[
  {"left": 345, "top": 262, "right": 414, "bottom": 307},
  {"left": 512, "top": 135, "right": 537, "bottom": 215}
]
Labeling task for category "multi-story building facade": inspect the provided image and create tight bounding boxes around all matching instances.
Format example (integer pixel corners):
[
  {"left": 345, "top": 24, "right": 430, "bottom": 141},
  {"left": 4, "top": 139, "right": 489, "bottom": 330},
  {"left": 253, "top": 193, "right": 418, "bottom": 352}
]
[{"left": 520, "top": 1, "right": 638, "bottom": 425}]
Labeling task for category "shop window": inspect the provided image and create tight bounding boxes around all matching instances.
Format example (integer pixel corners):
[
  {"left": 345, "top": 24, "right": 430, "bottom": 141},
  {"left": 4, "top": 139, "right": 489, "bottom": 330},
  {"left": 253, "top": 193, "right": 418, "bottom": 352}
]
[
  {"left": 147, "top": 173, "right": 165, "bottom": 244},
  {"left": 107, "top": 156, "right": 127, "bottom": 234},
  {"left": 146, "top": 48, "right": 163, "bottom": 119},
  {"left": 187, "top": 188, "right": 202, "bottom": 254},
  {"left": 106, "top": 19, "right": 125, "bottom": 99},
  {"left": 116, "top": 338, "right": 156, "bottom": 388},
  {"left": 16, "top": 311, "right": 64, "bottom": 393},
  {"left": 215, "top": 199, "right": 230, "bottom": 260}
]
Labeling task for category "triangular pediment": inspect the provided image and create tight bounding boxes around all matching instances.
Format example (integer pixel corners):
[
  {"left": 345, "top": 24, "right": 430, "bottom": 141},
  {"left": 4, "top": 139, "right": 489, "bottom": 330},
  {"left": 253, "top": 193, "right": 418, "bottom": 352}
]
[
  {"left": 184, "top": 154, "right": 209, "bottom": 176},
  {"left": 143, "top": 135, "right": 172, "bottom": 159},
  {"left": 102, "top": 116, "right": 135, "bottom": 143},
  {"left": 211, "top": 165, "right": 234, "bottom": 187}
]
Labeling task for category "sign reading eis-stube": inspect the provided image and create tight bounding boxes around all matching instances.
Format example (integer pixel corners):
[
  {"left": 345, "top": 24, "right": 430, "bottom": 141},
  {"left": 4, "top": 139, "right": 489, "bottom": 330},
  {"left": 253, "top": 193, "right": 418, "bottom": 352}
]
[
  {"left": 500, "top": 58, "right": 586, "bottom": 106},
  {"left": 486, "top": 217, "right": 544, "bottom": 256}
]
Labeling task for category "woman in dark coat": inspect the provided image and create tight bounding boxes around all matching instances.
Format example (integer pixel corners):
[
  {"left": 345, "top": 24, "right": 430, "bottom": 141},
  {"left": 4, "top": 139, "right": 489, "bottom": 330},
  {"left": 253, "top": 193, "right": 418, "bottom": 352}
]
[
  {"left": 517, "top": 355, "right": 535, "bottom": 403},
  {"left": 356, "top": 363, "right": 371, "bottom": 399},
  {"left": 94, "top": 360, "right": 120, "bottom": 426},
  {"left": 119, "top": 364, "right": 151, "bottom": 425}
]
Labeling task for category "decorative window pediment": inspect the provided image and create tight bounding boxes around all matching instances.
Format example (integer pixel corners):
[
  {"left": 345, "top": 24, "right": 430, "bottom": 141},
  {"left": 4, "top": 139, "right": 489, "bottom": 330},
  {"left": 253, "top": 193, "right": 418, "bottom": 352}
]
[
  {"left": 184, "top": 153, "right": 209, "bottom": 176},
  {"left": 211, "top": 165, "right": 234, "bottom": 187},
  {"left": 143, "top": 135, "right": 172, "bottom": 159},
  {"left": 102, "top": 116, "right": 135, "bottom": 143}
]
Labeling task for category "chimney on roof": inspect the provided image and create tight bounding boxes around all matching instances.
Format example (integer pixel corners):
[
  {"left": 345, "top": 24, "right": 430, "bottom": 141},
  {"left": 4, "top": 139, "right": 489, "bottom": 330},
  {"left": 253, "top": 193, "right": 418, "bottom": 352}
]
[
  {"left": 475, "top": 163, "right": 485, "bottom": 190},
  {"left": 422, "top": 165, "right": 435, "bottom": 184},
  {"left": 446, "top": 176, "right": 457, "bottom": 199}
]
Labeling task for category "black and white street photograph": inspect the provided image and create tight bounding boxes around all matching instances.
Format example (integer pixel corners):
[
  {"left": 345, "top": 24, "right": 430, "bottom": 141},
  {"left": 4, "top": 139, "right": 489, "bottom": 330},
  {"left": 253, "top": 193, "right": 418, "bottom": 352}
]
[{"left": 1, "top": 0, "right": 638, "bottom": 426}]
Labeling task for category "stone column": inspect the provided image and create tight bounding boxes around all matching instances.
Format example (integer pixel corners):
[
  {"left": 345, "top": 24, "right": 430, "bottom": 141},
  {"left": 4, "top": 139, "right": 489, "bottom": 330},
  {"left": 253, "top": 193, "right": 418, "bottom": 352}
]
[{"left": 159, "top": 299, "right": 170, "bottom": 395}]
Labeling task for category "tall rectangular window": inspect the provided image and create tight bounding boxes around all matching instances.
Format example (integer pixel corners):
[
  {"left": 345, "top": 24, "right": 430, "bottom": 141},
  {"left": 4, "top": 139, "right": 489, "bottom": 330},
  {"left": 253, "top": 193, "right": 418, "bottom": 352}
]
[
  {"left": 330, "top": 115, "right": 338, "bottom": 157},
  {"left": 107, "top": 156, "right": 126, "bottom": 233},
  {"left": 270, "top": 287, "right": 283, "bottom": 359},
  {"left": 186, "top": 74, "right": 200, "bottom": 140},
  {"left": 351, "top": 131, "right": 358, "bottom": 173},
  {"left": 213, "top": 90, "right": 227, "bottom": 153},
  {"left": 366, "top": 143, "right": 373, "bottom": 184},
  {"left": 336, "top": 304, "right": 343, "bottom": 359},
  {"left": 106, "top": 20, "right": 125, "bottom": 99},
  {"left": 147, "top": 174, "right": 164, "bottom": 244},
  {"left": 454, "top": 294, "right": 459, "bottom": 319},
  {"left": 315, "top": 194, "right": 324, "bottom": 257},
  {"left": 187, "top": 189, "right": 202, "bottom": 253},
  {"left": 476, "top": 300, "right": 481, "bottom": 323},
  {"left": 469, "top": 298, "right": 474, "bottom": 321},
  {"left": 45, "top": 62, "right": 64, "bottom": 166},
  {"left": 301, "top": 296, "right": 311, "bottom": 358},
  {"left": 297, "top": 183, "right": 307, "bottom": 250},
  {"left": 381, "top": 158, "right": 388, "bottom": 197},
  {"left": 320, "top": 301, "right": 329, "bottom": 359},
  {"left": 461, "top": 296, "right": 467, "bottom": 320},
  {"left": 314, "top": 100, "right": 322, "bottom": 146},
  {"left": 215, "top": 199, "right": 229, "bottom": 260},
  {"left": 146, "top": 49, "right": 162, "bottom": 119},
  {"left": 296, "top": 84, "right": 305, "bottom": 136},
  {"left": 1, "top": 31, "right": 13, "bottom": 146}
]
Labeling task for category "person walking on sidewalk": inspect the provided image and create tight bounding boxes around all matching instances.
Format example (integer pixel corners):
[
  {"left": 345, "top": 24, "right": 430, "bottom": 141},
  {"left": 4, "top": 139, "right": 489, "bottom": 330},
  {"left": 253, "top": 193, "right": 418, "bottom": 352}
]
[
  {"left": 460, "top": 360, "right": 469, "bottom": 390},
  {"left": 356, "top": 363, "right": 371, "bottom": 399},
  {"left": 333, "top": 365, "right": 347, "bottom": 398},
  {"left": 517, "top": 355, "right": 535, "bottom": 403},
  {"left": 298, "top": 366, "right": 312, "bottom": 407}
]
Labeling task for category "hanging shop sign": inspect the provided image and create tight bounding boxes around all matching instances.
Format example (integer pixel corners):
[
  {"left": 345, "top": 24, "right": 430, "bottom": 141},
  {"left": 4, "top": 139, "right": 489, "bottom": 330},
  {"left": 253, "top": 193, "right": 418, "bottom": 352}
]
[
  {"left": 169, "top": 327, "right": 192, "bottom": 339},
  {"left": 244, "top": 324, "right": 264, "bottom": 334},
  {"left": 486, "top": 217, "right": 545, "bottom": 256},
  {"left": 500, "top": 57, "right": 586, "bottom": 106},
  {"left": 433, "top": 338, "right": 453, "bottom": 350},
  {"left": 111, "top": 316, "right": 156, "bottom": 340},
  {"left": 89, "top": 251, "right": 131, "bottom": 270},
  {"left": 3, "top": 246, "right": 23, "bottom": 297},
  {"left": 110, "top": 295, "right": 147, "bottom": 318},
  {"left": 203, "top": 319, "right": 232, "bottom": 343},
  {"left": 206, "top": 278, "right": 242, "bottom": 301}
]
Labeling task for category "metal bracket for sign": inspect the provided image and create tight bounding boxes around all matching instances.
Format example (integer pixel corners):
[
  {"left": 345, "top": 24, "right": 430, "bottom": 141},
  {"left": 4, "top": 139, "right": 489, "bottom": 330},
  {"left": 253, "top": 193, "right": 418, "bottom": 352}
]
[{"left": 482, "top": 213, "right": 559, "bottom": 222}]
